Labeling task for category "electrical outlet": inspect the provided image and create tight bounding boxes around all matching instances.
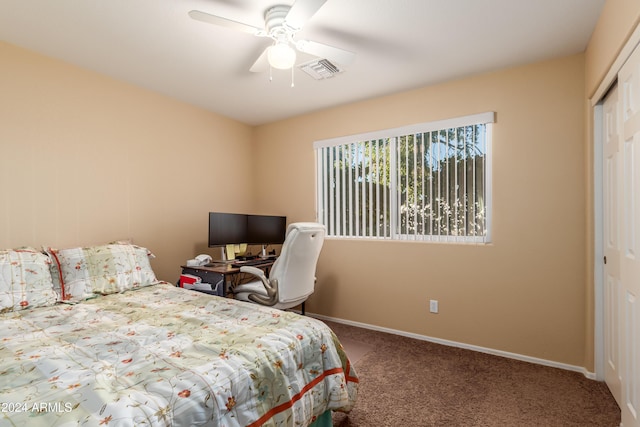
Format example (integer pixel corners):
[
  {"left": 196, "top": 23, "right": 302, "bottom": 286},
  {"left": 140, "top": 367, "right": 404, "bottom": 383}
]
[{"left": 429, "top": 299, "right": 438, "bottom": 314}]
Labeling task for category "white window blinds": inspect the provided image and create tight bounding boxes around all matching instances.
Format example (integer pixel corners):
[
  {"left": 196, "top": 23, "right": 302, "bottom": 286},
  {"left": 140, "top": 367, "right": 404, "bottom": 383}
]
[{"left": 315, "top": 112, "right": 494, "bottom": 243}]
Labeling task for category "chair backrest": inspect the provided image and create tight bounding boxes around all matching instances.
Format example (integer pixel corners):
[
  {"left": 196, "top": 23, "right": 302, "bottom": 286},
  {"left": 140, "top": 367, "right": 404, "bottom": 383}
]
[{"left": 268, "top": 222, "right": 326, "bottom": 303}]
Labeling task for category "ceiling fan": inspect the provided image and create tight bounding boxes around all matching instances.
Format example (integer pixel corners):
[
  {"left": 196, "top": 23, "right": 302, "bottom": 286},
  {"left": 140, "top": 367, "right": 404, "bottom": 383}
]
[{"left": 188, "top": 0, "right": 356, "bottom": 76}]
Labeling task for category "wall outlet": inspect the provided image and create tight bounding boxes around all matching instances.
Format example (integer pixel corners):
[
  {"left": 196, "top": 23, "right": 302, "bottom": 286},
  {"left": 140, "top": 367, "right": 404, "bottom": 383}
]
[{"left": 429, "top": 299, "right": 439, "bottom": 314}]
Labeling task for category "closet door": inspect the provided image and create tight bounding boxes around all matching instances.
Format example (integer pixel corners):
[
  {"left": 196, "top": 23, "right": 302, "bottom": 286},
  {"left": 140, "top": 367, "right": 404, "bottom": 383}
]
[
  {"left": 603, "top": 84, "right": 622, "bottom": 407},
  {"left": 618, "top": 42, "right": 640, "bottom": 427}
]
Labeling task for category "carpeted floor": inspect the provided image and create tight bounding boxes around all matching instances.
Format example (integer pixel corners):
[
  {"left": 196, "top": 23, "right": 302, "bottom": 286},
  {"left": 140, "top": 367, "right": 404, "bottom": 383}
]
[{"left": 326, "top": 320, "right": 621, "bottom": 427}]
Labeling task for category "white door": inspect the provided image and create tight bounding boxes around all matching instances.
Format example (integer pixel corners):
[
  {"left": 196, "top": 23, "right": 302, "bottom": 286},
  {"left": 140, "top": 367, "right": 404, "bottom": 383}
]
[
  {"left": 618, "top": 41, "right": 640, "bottom": 427},
  {"left": 603, "top": 84, "right": 622, "bottom": 407}
]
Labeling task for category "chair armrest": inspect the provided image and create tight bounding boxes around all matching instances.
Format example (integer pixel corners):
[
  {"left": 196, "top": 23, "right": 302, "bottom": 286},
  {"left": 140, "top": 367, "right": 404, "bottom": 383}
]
[
  {"left": 239, "top": 266, "right": 278, "bottom": 306},
  {"left": 240, "top": 266, "right": 267, "bottom": 282},
  {"left": 248, "top": 279, "right": 279, "bottom": 306}
]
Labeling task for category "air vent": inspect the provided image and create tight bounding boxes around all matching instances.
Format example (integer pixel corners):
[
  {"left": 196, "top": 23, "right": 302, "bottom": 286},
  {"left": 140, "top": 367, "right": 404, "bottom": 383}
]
[{"left": 298, "top": 59, "right": 344, "bottom": 80}]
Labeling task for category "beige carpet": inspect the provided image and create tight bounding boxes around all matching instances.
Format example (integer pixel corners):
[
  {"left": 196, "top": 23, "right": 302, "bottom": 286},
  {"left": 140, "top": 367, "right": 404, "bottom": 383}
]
[{"left": 326, "top": 320, "right": 620, "bottom": 427}]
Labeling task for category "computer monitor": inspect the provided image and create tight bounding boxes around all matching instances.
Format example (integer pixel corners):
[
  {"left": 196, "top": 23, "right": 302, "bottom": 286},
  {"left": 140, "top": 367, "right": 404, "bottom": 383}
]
[
  {"left": 208, "top": 212, "right": 248, "bottom": 247},
  {"left": 247, "top": 215, "right": 287, "bottom": 245}
]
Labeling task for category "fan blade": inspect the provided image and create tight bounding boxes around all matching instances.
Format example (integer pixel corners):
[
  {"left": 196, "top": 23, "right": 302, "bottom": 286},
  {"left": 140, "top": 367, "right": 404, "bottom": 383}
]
[
  {"left": 250, "top": 48, "right": 269, "bottom": 73},
  {"left": 285, "top": 0, "right": 327, "bottom": 30},
  {"left": 296, "top": 39, "right": 356, "bottom": 66},
  {"left": 188, "top": 10, "right": 263, "bottom": 35}
]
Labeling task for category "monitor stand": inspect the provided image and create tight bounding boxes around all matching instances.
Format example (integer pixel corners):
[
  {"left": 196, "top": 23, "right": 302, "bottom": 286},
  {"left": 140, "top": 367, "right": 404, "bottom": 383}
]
[{"left": 215, "top": 247, "right": 234, "bottom": 264}]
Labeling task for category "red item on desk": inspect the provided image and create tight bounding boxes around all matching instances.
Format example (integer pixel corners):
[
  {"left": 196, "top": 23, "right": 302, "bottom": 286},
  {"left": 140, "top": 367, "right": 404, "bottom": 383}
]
[{"left": 179, "top": 274, "right": 200, "bottom": 288}]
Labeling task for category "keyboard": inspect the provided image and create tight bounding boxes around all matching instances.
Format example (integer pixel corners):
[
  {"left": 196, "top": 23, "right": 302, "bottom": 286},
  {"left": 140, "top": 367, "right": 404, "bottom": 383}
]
[{"left": 232, "top": 259, "right": 272, "bottom": 268}]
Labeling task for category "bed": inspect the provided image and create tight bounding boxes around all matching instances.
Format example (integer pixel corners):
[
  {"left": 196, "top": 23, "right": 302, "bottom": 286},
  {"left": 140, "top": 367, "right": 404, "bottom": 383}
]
[{"left": 0, "top": 244, "right": 358, "bottom": 426}]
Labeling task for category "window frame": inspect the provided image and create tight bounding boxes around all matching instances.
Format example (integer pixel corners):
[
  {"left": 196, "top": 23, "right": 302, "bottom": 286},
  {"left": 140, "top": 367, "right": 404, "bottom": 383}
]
[{"left": 314, "top": 112, "right": 495, "bottom": 244}]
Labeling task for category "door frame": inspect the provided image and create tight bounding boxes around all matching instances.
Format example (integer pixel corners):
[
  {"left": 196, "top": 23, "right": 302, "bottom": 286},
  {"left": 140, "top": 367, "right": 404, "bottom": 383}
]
[
  {"left": 591, "top": 23, "right": 640, "bottom": 380},
  {"left": 593, "top": 102, "right": 604, "bottom": 380}
]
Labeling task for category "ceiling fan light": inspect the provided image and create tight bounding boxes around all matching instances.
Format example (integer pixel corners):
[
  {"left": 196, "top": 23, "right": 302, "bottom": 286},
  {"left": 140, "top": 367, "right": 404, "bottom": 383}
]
[{"left": 268, "top": 42, "right": 296, "bottom": 70}]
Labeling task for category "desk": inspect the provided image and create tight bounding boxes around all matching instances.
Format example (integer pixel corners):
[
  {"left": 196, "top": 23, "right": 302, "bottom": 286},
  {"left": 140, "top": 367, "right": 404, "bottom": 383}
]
[{"left": 181, "top": 259, "right": 275, "bottom": 297}]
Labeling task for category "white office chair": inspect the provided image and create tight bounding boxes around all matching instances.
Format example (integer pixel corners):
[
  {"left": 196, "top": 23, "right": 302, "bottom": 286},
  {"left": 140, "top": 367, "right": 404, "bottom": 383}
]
[{"left": 233, "top": 222, "right": 326, "bottom": 314}]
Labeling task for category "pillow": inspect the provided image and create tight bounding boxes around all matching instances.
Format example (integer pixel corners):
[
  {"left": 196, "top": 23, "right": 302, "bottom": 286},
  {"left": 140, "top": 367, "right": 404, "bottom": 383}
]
[
  {"left": 47, "top": 243, "right": 160, "bottom": 302},
  {"left": 0, "top": 248, "right": 58, "bottom": 312}
]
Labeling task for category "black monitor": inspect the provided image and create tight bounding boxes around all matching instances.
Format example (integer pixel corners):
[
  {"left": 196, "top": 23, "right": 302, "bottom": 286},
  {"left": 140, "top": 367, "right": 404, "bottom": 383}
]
[
  {"left": 208, "top": 212, "right": 248, "bottom": 247},
  {"left": 247, "top": 215, "right": 287, "bottom": 245}
]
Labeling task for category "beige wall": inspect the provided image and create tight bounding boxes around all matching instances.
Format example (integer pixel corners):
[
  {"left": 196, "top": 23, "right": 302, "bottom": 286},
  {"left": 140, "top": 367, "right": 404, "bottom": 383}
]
[
  {"left": 253, "top": 55, "right": 588, "bottom": 367},
  {"left": 0, "top": 41, "right": 254, "bottom": 281},
  {"left": 585, "top": 0, "right": 640, "bottom": 98}
]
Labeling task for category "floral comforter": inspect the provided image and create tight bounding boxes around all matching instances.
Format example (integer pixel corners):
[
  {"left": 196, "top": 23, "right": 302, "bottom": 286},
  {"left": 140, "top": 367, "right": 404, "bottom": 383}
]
[{"left": 0, "top": 284, "right": 358, "bottom": 426}]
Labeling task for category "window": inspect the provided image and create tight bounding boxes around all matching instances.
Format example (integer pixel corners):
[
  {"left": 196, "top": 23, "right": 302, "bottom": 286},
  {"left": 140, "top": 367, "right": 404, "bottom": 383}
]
[{"left": 315, "top": 112, "right": 494, "bottom": 243}]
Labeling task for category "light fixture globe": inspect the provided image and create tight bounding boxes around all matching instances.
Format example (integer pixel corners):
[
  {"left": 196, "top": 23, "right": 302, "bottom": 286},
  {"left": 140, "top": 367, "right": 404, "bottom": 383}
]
[{"left": 268, "top": 42, "right": 296, "bottom": 70}]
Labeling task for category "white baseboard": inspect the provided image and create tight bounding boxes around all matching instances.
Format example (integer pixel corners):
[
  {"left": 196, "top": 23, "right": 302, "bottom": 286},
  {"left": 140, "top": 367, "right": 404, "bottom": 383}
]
[{"left": 311, "top": 313, "right": 597, "bottom": 380}]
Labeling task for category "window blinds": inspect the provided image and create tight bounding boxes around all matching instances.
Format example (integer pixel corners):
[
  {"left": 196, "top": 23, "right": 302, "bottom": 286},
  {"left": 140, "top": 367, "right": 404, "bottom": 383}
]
[{"left": 315, "top": 112, "right": 494, "bottom": 243}]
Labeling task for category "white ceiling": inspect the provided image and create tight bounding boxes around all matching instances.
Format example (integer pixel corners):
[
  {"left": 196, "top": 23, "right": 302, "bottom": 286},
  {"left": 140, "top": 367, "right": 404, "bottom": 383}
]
[{"left": 0, "top": 0, "right": 605, "bottom": 126}]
